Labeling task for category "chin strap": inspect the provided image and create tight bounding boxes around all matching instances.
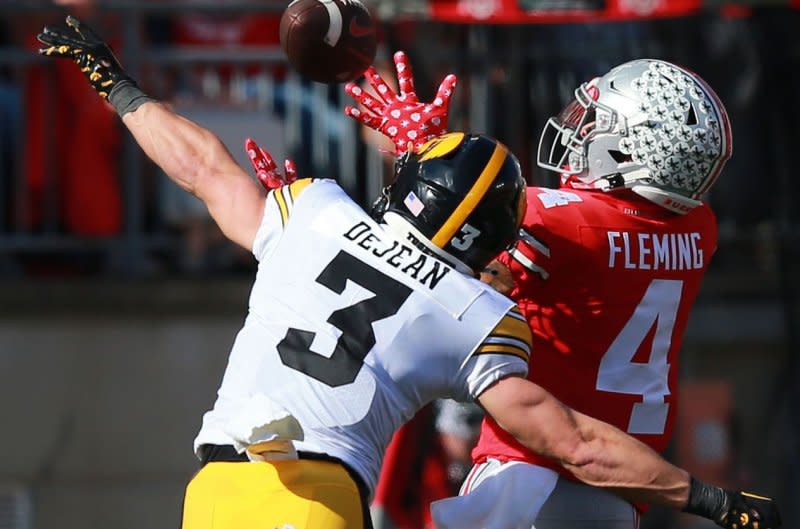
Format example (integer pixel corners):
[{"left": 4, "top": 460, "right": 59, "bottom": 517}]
[
  {"left": 568, "top": 168, "right": 704, "bottom": 215},
  {"left": 631, "top": 185, "right": 703, "bottom": 215}
]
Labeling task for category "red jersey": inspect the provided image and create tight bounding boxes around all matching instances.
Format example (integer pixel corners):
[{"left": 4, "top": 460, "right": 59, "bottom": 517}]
[{"left": 472, "top": 187, "right": 717, "bottom": 477}]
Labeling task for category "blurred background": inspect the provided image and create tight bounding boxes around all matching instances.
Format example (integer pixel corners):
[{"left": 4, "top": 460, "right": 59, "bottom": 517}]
[{"left": 0, "top": 0, "right": 797, "bottom": 528}]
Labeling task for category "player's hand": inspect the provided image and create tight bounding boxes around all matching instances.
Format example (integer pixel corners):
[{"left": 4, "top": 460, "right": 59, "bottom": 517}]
[
  {"left": 717, "top": 491, "right": 781, "bottom": 529},
  {"left": 37, "top": 15, "right": 133, "bottom": 99},
  {"left": 245, "top": 138, "right": 298, "bottom": 191},
  {"left": 344, "top": 51, "right": 457, "bottom": 155},
  {"left": 480, "top": 259, "right": 515, "bottom": 295}
]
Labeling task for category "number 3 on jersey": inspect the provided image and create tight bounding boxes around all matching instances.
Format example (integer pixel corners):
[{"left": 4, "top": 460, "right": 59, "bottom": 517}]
[
  {"left": 278, "top": 251, "right": 412, "bottom": 387},
  {"left": 596, "top": 279, "right": 682, "bottom": 435}
]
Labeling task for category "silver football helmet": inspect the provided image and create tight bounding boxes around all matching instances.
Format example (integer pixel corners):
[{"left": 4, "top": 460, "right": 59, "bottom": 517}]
[{"left": 538, "top": 59, "right": 732, "bottom": 214}]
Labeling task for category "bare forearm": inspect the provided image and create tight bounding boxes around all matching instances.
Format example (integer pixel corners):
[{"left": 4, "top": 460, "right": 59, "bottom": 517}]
[
  {"left": 121, "top": 100, "right": 265, "bottom": 249},
  {"left": 559, "top": 409, "right": 690, "bottom": 508},
  {"left": 480, "top": 376, "right": 690, "bottom": 509},
  {"left": 121, "top": 101, "right": 241, "bottom": 199}
]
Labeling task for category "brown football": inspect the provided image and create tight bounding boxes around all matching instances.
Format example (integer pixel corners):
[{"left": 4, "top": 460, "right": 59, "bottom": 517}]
[{"left": 280, "top": 0, "right": 377, "bottom": 84}]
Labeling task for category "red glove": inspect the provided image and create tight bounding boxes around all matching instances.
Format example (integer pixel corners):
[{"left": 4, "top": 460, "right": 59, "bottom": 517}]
[
  {"left": 344, "top": 51, "right": 457, "bottom": 155},
  {"left": 245, "top": 138, "right": 298, "bottom": 191}
]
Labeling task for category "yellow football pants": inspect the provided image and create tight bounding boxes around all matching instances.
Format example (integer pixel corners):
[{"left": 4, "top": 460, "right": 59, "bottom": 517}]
[{"left": 182, "top": 459, "right": 365, "bottom": 529}]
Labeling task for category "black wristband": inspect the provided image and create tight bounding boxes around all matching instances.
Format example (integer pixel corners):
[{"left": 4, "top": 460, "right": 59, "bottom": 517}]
[
  {"left": 683, "top": 476, "right": 731, "bottom": 522},
  {"left": 107, "top": 80, "right": 155, "bottom": 116}
]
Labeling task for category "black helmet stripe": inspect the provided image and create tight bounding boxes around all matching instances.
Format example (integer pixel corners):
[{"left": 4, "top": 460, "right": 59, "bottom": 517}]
[{"left": 430, "top": 142, "right": 509, "bottom": 248}]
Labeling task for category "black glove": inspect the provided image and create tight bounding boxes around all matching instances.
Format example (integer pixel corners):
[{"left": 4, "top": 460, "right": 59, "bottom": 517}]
[
  {"left": 719, "top": 490, "right": 782, "bottom": 529},
  {"left": 37, "top": 15, "right": 132, "bottom": 99},
  {"left": 685, "top": 478, "right": 782, "bottom": 529}
]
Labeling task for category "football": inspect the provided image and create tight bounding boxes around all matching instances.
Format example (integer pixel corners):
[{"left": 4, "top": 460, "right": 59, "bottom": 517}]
[{"left": 280, "top": 0, "right": 377, "bottom": 84}]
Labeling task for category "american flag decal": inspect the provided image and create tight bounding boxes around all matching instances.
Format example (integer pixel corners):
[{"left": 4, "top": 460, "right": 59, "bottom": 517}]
[{"left": 404, "top": 191, "right": 425, "bottom": 217}]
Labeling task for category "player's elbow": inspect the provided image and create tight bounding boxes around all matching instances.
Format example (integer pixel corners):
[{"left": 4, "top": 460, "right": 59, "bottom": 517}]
[
  {"left": 500, "top": 405, "right": 610, "bottom": 486},
  {"left": 513, "top": 410, "right": 600, "bottom": 471},
  {"left": 556, "top": 435, "right": 621, "bottom": 488},
  {"left": 544, "top": 434, "right": 588, "bottom": 467},
  {"left": 559, "top": 435, "right": 608, "bottom": 473}
]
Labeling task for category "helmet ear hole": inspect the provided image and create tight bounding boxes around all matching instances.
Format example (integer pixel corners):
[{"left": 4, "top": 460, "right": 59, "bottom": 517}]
[
  {"left": 608, "top": 150, "right": 632, "bottom": 164},
  {"left": 686, "top": 103, "right": 698, "bottom": 125}
]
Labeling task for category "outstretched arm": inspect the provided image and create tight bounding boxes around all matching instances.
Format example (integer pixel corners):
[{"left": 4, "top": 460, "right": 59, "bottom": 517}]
[
  {"left": 121, "top": 103, "right": 264, "bottom": 249},
  {"left": 478, "top": 375, "right": 781, "bottom": 529},
  {"left": 479, "top": 375, "right": 688, "bottom": 506},
  {"left": 38, "top": 16, "right": 265, "bottom": 250}
]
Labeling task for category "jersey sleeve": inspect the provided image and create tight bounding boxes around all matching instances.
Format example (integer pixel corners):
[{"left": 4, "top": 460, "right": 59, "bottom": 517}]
[
  {"left": 251, "top": 178, "right": 316, "bottom": 261},
  {"left": 504, "top": 190, "right": 553, "bottom": 286},
  {"left": 454, "top": 307, "right": 532, "bottom": 401}
]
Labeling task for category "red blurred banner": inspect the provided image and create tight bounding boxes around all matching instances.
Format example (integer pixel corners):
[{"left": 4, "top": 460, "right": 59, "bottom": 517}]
[{"left": 428, "top": 0, "right": 703, "bottom": 23}]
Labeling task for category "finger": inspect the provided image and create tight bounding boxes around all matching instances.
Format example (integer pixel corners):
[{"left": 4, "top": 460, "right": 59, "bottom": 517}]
[
  {"left": 255, "top": 169, "right": 269, "bottom": 189},
  {"left": 393, "top": 51, "right": 418, "bottom": 103},
  {"left": 245, "top": 138, "right": 278, "bottom": 178},
  {"left": 344, "top": 106, "right": 384, "bottom": 130},
  {"left": 433, "top": 74, "right": 458, "bottom": 108},
  {"left": 345, "top": 82, "right": 386, "bottom": 116},
  {"left": 66, "top": 15, "right": 82, "bottom": 33},
  {"left": 257, "top": 171, "right": 283, "bottom": 191},
  {"left": 65, "top": 15, "right": 96, "bottom": 41},
  {"left": 344, "top": 83, "right": 376, "bottom": 113},
  {"left": 38, "top": 28, "right": 86, "bottom": 53},
  {"left": 284, "top": 159, "right": 298, "bottom": 183},
  {"left": 37, "top": 27, "right": 75, "bottom": 46},
  {"left": 244, "top": 138, "right": 263, "bottom": 172},
  {"left": 39, "top": 25, "right": 69, "bottom": 41},
  {"left": 36, "top": 30, "right": 60, "bottom": 46},
  {"left": 344, "top": 105, "right": 367, "bottom": 123},
  {"left": 44, "top": 24, "right": 81, "bottom": 38},
  {"left": 68, "top": 17, "right": 107, "bottom": 49},
  {"left": 344, "top": 81, "right": 372, "bottom": 105},
  {"left": 365, "top": 66, "right": 396, "bottom": 104},
  {"left": 65, "top": 16, "right": 90, "bottom": 41},
  {"left": 244, "top": 138, "right": 258, "bottom": 156},
  {"left": 344, "top": 81, "right": 361, "bottom": 103},
  {"left": 258, "top": 146, "right": 279, "bottom": 172},
  {"left": 364, "top": 66, "right": 395, "bottom": 104},
  {"left": 38, "top": 44, "right": 74, "bottom": 57}
]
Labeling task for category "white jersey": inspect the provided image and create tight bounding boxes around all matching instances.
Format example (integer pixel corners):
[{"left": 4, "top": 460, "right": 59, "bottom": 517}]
[{"left": 194, "top": 179, "right": 530, "bottom": 495}]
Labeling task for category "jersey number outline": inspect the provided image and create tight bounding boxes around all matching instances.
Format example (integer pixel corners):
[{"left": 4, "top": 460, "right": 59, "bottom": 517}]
[
  {"left": 536, "top": 188, "right": 582, "bottom": 209},
  {"left": 277, "top": 250, "right": 413, "bottom": 387},
  {"left": 595, "top": 279, "right": 682, "bottom": 435}
]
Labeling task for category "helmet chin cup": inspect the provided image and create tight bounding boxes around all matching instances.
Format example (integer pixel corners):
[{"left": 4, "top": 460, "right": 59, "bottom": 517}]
[{"left": 370, "top": 184, "right": 394, "bottom": 221}]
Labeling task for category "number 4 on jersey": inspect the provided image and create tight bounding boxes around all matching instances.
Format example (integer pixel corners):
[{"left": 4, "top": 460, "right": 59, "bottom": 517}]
[{"left": 596, "top": 279, "right": 682, "bottom": 435}]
